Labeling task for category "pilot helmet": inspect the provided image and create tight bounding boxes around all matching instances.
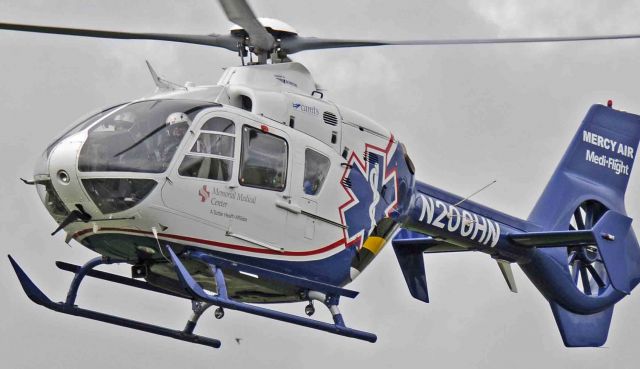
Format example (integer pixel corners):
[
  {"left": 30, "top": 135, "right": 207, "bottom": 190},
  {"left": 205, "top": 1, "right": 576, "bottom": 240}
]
[{"left": 166, "top": 112, "right": 191, "bottom": 136}]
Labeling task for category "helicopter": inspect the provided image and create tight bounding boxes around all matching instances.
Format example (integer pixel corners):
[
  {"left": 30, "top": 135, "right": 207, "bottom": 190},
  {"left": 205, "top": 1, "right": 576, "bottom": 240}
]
[{"left": 4, "top": 0, "right": 640, "bottom": 351}]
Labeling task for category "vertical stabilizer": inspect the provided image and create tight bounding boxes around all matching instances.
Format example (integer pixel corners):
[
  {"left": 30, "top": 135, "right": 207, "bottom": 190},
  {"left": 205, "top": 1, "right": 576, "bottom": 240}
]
[{"left": 522, "top": 104, "right": 640, "bottom": 347}]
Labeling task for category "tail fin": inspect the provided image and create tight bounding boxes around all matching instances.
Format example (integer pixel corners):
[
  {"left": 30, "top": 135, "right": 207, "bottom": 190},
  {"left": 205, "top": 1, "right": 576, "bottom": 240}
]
[
  {"left": 529, "top": 104, "right": 640, "bottom": 225},
  {"left": 523, "top": 104, "right": 640, "bottom": 346}
]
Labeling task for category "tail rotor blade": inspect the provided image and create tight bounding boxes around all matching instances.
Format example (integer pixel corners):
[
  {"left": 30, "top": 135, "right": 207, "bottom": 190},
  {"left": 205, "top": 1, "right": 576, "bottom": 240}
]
[
  {"left": 579, "top": 265, "right": 592, "bottom": 295},
  {"left": 586, "top": 264, "right": 606, "bottom": 289},
  {"left": 574, "top": 208, "right": 585, "bottom": 230},
  {"left": 571, "top": 260, "right": 581, "bottom": 285}
]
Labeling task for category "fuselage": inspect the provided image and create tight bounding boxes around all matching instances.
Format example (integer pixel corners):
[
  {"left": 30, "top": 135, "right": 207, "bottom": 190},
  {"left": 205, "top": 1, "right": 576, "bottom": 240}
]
[
  {"left": 34, "top": 61, "right": 537, "bottom": 303},
  {"left": 34, "top": 62, "right": 416, "bottom": 302}
]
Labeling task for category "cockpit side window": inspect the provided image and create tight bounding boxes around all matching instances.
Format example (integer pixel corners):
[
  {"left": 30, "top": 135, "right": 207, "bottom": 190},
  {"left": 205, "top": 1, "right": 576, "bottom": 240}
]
[
  {"left": 178, "top": 117, "right": 235, "bottom": 182},
  {"left": 201, "top": 116, "right": 235, "bottom": 133},
  {"left": 303, "top": 149, "right": 331, "bottom": 195},
  {"left": 239, "top": 126, "right": 288, "bottom": 191}
]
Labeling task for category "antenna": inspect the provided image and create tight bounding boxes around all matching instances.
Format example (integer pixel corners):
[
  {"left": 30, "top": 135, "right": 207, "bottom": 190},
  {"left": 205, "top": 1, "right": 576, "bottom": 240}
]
[
  {"left": 446, "top": 180, "right": 497, "bottom": 220},
  {"left": 453, "top": 179, "right": 497, "bottom": 207},
  {"left": 146, "top": 61, "right": 186, "bottom": 92}
]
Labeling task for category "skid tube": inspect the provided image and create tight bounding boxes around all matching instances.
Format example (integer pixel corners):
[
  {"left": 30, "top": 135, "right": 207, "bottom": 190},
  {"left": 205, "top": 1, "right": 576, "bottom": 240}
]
[
  {"left": 7, "top": 255, "right": 222, "bottom": 348},
  {"left": 167, "top": 247, "right": 377, "bottom": 343}
]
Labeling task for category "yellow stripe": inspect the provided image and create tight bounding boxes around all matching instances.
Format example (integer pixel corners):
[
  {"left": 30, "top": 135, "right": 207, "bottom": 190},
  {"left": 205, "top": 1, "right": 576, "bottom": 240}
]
[{"left": 362, "top": 236, "right": 386, "bottom": 255}]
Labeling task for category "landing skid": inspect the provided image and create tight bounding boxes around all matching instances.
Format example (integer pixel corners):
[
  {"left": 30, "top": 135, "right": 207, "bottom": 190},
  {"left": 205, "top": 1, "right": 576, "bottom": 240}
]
[
  {"left": 7, "top": 250, "right": 377, "bottom": 348},
  {"left": 7, "top": 255, "right": 221, "bottom": 348}
]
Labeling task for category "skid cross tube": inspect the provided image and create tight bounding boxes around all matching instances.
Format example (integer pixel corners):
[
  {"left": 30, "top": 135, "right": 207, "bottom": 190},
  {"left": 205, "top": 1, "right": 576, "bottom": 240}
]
[
  {"left": 168, "top": 248, "right": 377, "bottom": 343},
  {"left": 56, "top": 260, "right": 189, "bottom": 299},
  {"left": 7, "top": 255, "right": 222, "bottom": 349},
  {"left": 65, "top": 256, "right": 118, "bottom": 307}
]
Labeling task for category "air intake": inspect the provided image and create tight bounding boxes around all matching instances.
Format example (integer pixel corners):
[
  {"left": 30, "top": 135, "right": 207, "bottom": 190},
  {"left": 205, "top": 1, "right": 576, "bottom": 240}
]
[{"left": 323, "top": 111, "right": 338, "bottom": 126}]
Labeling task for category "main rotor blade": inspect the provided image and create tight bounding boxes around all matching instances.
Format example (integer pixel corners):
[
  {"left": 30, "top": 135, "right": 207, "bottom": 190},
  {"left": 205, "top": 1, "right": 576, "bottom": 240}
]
[
  {"left": 218, "top": 0, "right": 274, "bottom": 51},
  {"left": 0, "top": 22, "right": 239, "bottom": 51},
  {"left": 281, "top": 33, "right": 640, "bottom": 54}
]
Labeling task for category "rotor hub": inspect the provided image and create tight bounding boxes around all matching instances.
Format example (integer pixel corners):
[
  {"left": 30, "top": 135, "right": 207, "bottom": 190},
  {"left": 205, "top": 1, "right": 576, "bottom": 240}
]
[
  {"left": 229, "top": 17, "right": 298, "bottom": 40},
  {"left": 570, "top": 245, "right": 599, "bottom": 264}
]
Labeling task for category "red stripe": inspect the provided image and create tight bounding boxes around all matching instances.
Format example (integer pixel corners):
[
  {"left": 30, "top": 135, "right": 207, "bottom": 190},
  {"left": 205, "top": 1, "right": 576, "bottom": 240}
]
[{"left": 73, "top": 227, "right": 346, "bottom": 257}]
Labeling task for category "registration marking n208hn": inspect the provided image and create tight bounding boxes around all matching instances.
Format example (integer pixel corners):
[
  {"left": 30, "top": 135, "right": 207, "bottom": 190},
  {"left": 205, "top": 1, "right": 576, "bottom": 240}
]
[{"left": 418, "top": 194, "right": 501, "bottom": 247}]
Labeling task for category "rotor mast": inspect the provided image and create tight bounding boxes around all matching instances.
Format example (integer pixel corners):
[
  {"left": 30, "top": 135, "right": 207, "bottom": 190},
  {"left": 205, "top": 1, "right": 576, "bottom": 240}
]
[
  {"left": 220, "top": 0, "right": 291, "bottom": 64},
  {"left": 230, "top": 17, "right": 297, "bottom": 65}
]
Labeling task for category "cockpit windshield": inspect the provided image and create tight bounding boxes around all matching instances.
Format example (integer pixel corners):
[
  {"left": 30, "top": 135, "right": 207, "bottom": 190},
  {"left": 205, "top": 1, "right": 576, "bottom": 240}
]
[
  {"left": 78, "top": 100, "right": 217, "bottom": 173},
  {"left": 45, "top": 103, "right": 125, "bottom": 159}
]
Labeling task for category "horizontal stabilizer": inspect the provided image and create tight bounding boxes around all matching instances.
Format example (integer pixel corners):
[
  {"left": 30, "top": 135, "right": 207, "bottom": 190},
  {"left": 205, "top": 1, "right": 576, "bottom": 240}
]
[
  {"left": 509, "top": 230, "right": 595, "bottom": 248},
  {"left": 513, "top": 210, "right": 633, "bottom": 294}
]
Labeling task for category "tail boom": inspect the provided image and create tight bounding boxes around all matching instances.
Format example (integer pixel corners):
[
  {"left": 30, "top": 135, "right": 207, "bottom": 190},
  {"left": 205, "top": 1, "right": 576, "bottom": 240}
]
[{"left": 393, "top": 104, "right": 640, "bottom": 347}]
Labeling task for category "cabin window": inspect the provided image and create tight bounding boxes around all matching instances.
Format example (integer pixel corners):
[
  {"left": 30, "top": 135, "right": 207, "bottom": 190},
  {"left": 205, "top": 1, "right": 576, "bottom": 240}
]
[
  {"left": 303, "top": 149, "right": 331, "bottom": 195},
  {"left": 239, "top": 126, "right": 288, "bottom": 191},
  {"left": 178, "top": 117, "right": 235, "bottom": 182}
]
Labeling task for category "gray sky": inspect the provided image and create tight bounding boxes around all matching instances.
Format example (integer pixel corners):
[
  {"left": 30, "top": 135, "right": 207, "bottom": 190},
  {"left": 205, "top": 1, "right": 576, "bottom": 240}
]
[{"left": 2, "top": 0, "right": 640, "bottom": 367}]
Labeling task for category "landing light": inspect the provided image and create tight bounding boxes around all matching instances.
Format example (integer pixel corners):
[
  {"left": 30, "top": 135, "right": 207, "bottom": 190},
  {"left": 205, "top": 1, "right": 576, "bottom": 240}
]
[
  {"left": 57, "top": 170, "right": 70, "bottom": 184},
  {"left": 136, "top": 245, "right": 156, "bottom": 255}
]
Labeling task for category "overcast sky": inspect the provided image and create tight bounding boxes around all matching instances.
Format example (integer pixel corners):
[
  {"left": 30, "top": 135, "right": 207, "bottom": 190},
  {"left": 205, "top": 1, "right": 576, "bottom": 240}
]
[{"left": 2, "top": 0, "right": 640, "bottom": 368}]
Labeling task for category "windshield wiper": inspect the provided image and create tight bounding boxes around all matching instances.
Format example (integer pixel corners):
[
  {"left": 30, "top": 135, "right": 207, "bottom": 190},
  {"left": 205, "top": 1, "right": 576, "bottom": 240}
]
[
  {"left": 113, "top": 104, "right": 218, "bottom": 158},
  {"left": 113, "top": 123, "right": 168, "bottom": 158}
]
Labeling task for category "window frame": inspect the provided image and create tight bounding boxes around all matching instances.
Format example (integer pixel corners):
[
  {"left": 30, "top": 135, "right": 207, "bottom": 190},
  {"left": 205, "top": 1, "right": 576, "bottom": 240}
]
[
  {"left": 188, "top": 132, "right": 236, "bottom": 159},
  {"left": 177, "top": 115, "right": 237, "bottom": 183},
  {"left": 302, "top": 147, "right": 331, "bottom": 196}
]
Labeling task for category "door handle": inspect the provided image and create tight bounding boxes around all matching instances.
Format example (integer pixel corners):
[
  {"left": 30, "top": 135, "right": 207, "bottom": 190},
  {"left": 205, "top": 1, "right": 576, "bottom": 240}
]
[{"left": 276, "top": 200, "right": 301, "bottom": 214}]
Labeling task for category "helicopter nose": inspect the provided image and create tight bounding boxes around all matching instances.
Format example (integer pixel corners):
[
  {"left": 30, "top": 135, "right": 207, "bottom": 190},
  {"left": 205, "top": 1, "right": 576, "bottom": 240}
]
[{"left": 45, "top": 133, "right": 97, "bottom": 221}]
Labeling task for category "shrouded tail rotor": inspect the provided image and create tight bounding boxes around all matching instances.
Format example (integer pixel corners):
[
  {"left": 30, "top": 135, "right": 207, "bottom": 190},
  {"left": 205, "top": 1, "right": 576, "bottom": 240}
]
[{"left": 568, "top": 201, "right": 609, "bottom": 296}]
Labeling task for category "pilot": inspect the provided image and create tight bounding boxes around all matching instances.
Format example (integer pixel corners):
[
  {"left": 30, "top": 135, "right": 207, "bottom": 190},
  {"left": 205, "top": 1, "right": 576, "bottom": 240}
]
[{"left": 161, "top": 112, "right": 191, "bottom": 164}]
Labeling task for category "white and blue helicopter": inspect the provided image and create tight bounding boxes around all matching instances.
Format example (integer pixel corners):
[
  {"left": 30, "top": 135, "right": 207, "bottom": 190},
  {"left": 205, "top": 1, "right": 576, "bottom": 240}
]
[{"left": 4, "top": 0, "right": 640, "bottom": 349}]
